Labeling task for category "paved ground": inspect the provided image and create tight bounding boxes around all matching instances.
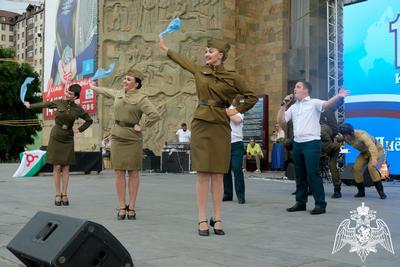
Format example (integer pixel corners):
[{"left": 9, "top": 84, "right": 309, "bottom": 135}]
[{"left": 0, "top": 163, "right": 399, "bottom": 267}]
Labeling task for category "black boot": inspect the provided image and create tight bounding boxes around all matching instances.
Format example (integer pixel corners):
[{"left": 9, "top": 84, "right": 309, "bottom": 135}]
[
  {"left": 354, "top": 183, "right": 365, "bottom": 198},
  {"left": 331, "top": 186, "right": 342, "bottom": 198},
  {"left": 374, "top": 181, "right": 387, "bottom": 199}
]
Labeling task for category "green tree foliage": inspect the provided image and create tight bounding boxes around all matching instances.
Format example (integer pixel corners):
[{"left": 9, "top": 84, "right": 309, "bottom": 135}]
[
  {"left": 0, "top": 52, "right": 42, "bottom": 161},
  {"left": 0, "top": 47, "right": 16, "bottom": 58}
]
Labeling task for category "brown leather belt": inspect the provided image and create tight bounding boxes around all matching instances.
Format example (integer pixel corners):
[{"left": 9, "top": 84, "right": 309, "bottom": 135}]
[
  {"left": 115, "top": 120, "right": 137, "bottom": 127},
  {"left": 198, "top": 99, "right": 227, "bottom": 108},
  {"left": 55, "top": 122, "right": 72, "bottom": 130}
]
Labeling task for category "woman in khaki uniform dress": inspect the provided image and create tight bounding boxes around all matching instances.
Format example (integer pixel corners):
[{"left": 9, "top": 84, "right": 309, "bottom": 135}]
[
  {"left": 160, "top": 38, "right": 258, "bottom": 236},
  {"left": 24, "top": 84, "right": 93, "bottom": 206},
  {"left": 90, "top": 70, "right": 160, "bottom": 220}
]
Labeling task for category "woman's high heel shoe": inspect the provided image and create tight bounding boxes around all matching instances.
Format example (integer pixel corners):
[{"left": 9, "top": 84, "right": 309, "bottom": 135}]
[
  {"left": 116, "top": 207, "right": 126, "bottom": 220},
  {"left": 61, "top": 194, "right": 69, "bottom": 206},
  {"left": 54, "top": 195, "right": 62, "bottom": 206},
  {"left": 126, "top": 205, "right": 136, "bottom": 220},
  {"left": 198, "top": 221, "right": 209, "bottom": 236},
  {"left": 210, "top": 218, "right": 225, "bottom": 235}
]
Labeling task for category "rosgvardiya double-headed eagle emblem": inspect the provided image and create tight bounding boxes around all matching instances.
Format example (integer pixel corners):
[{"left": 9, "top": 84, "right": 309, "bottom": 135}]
[{"left": 332, "top": 202, "right": 395, "bottom": 262}]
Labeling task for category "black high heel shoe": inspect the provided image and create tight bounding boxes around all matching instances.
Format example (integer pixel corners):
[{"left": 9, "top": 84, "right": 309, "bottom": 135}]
[
  {"left": 116, "top": 207, "right": 126, "bottom": 220},
  {"left": 126, "top": 205, "right": 136, "bottom": 220},
  {"left": 198, "top": 221, "right": 209, "bottom": 236},
  {"left": 209, "top": 218, "right": 225, "bottom": 235},
  {"left": 61, "top": 194, "right": 69, "bottom": 206},
  {"left": 54, "top": 195, "right": 62, "bottom": 206}
]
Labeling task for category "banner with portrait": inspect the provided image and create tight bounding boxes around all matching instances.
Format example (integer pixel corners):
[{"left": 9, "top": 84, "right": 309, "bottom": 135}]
[{"left": 43, "top": 0, "right": 98, "bottom": 119}]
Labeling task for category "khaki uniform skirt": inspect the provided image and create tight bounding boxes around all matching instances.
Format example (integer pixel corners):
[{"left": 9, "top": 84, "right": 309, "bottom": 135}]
[
  {"left": 191, "top": 119, "right": 231, "bottom": 173},
  {"left": 111, "top": 135, "right": 142, "bottom": 170},
  {"left": 46, "top": 126, "right": 75, "bottom": 165}
]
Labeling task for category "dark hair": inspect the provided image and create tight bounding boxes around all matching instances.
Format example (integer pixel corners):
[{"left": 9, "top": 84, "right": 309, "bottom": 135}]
[
  {"left": 135, "top": 77, "right": 142, "bottom": 89},
  {"left": 219, "top": 48, "right": 229, "bottom": 62},
  {"left": 338, "top": 123, "right": 354, "bottom": 136},
  {"left": 68, "top": 84, "right": 82, "bottom": 98},
  {"left": 298, "top": 80, "right": 313, "bottom": 95},
  {"left": 181, "top": 123, "right": 187, "bottom": 127}
]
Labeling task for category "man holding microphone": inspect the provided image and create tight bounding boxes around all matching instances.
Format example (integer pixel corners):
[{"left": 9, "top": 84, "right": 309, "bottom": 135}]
[{"left": 277, "top": 81, "right": 349, "bottom": 215}]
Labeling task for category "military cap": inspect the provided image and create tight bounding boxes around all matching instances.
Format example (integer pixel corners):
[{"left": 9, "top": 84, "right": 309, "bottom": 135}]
[
  {"left": 127, "top": 69, "right": 145, "bottom": 81},
  {"left": 68, "top": 84, "right": 82, "bottom": 96},
  {"left": 207, "top": 38, "right": 231, "bottom": 52}
]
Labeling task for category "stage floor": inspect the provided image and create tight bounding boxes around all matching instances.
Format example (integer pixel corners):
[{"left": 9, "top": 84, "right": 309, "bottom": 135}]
[{"left": 0, "top": 164, "right": 399, "bottom": 267}]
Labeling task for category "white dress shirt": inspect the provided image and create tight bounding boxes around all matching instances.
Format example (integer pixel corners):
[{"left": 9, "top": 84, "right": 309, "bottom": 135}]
[
  {"left": 284, "top": 96, "right": 325, "bottom": 143},
  {"left": 228, "top": 105, "right": 244, "bottom": 143}
]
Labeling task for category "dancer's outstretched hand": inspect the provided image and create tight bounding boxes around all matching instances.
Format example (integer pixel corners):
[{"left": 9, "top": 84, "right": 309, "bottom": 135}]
[
  {"left": 159, "top": 38, "right": 169, "bottom": 52},
  {"left": 24, "top": 101, "right": 30, "bottom": 109}
]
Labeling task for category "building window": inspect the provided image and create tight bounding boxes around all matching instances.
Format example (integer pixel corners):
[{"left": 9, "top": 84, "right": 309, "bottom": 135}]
[
  {"left": 1, "top": 24, "right": 5, "bottom": 30},
  {"left": 35, "top": 16, "right": 38, "bottom": 22},
  {"left": 35, "top": 26, "right": 37, "bottom": 32},
  {"left": 40, "top": 47, "right": 42, "bottom": 53},
  {"left": 35, "top": 49, "right": 37, "bottom": 55},
  {"left": 22, "top": 42, "right": 24, "bottom": 47},
  {"left": 17, "top": 34, "right": 19, "bottom": 40},
  {"left": 9, "top": 35, "right": 13, "bottom": 42},
  {"left": 17, "top": 44, "right": 19, "bottom": 50},
  {"left": 22, "top": 32, "right": 24, "bottom": 38},
  {"left": 27, "top": 50, "right": 33, "bottom": 58},
  {"left": 27, "top": 17, "right": 33, "bottom": 25},
  {"left": 9, "top": 25, "right": 13, "bottom": 31},
  {"left": 22, "top": 53, "right": 24, "bottom": 59},
  {"left": 40, "top": 13, "right": 43, "bottom": 19},
  {"left": 27, "top": 29, "right": 33, "bottom": 36},
  {"left": 27, "top": 40, "right": 33, "bottom": 47},
  {"left": 34, "top": 60, "right": 37, "bottom": 65},
  {"left": 1, "top": 35, "right": 5, "bottom": 41}
]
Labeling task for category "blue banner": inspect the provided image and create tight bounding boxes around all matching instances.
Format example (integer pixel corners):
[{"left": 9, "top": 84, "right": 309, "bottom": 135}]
[{"left": 344, "top": 0, "right": 400, "bottom": 174}]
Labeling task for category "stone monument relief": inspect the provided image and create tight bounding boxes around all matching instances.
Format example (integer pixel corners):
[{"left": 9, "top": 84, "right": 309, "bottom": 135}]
[{"left": 100, "top": 0, "right": 223, "bottom": 154}]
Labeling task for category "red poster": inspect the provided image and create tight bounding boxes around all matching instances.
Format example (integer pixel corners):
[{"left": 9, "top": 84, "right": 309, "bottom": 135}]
[{"left": 43, "top": 77, "right": 96, "bottom": 120}]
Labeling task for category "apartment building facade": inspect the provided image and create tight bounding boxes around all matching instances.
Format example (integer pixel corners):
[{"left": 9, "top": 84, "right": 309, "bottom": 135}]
[
  {"left": 14, "top": 4, "right": 44, "bottom": 78},
  {"left": 0, "top": 10, "right": 18, "bottom": 48}
]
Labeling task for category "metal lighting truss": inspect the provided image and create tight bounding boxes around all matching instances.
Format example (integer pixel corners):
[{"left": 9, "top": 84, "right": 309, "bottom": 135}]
[{"left": 327, "top": 0, "right": 344, "bottom": 122}]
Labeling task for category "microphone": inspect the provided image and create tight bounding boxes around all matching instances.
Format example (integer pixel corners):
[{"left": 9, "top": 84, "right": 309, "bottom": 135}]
[{"left": 281, "top": 94, "right": 294, "bottom": 106}]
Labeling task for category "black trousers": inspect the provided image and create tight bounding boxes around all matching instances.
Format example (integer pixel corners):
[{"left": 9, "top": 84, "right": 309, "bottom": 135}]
[{"left": 223, "top": 141, "right": 245, "bottom": 201}]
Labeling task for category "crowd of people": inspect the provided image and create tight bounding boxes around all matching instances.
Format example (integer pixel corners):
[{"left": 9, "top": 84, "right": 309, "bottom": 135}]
[{"left": 23, "top": 37, "right": 389, "bottom": 237}]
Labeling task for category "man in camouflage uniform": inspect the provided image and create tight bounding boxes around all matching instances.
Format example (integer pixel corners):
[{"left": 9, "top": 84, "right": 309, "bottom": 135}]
[
  {"left": 337, "top": 123, "right": 386, "bottom": 199},
  {"left": 320, "top": 110, "right": 342, "bottom": 198}
]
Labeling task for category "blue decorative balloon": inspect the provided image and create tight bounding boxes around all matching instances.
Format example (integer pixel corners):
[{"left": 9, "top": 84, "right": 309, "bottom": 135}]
[
  {"left": 20, "top": 77, "right": 35, "bottom": 103},
  {"left": 91, "top": 64, "right": 116, "bottom": 81},
  {"left": 159, "top": 17, "right": 181, "bottom": 37}
]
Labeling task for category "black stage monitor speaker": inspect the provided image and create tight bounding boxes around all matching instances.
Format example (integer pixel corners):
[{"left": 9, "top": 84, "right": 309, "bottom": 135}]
[
  {"left": 7, "top": 211, "right": 133, "bottom": 267},
  {"left": 340, "top": 164, "right": 373, "bottom": 187},
  {"left": 161, "top": 151, "right": 190, "bottom": 173}
]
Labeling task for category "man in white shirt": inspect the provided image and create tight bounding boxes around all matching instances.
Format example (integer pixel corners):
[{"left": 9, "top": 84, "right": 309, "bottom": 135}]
[
  {"left": 176, "top": 123, "right": 191, "bottom": 142},
  {"left": 277, "top": 80, "right": 349, "bottom": 215},
  {"left": 223, "top": 100, "right": 246, "bottom": 204}
]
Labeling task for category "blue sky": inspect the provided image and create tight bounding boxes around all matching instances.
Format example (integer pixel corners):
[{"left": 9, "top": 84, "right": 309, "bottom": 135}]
[{"left": 0, "top": 0, "right": 41, "bottom": 14}]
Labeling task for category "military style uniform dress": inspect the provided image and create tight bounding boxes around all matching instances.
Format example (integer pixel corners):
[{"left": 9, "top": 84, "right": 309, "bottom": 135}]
[
  {"left": 167, "top": 50, "right": 258, "bottom": 173},
  {"left": 345, "top": 130, "right": 383, "bottom": 183},
  {"left": 92, "top": 86, "right": 160, "bottom": 170},
  {"left": 30, "top": 100, "right": 93, "bottom": 165}
]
